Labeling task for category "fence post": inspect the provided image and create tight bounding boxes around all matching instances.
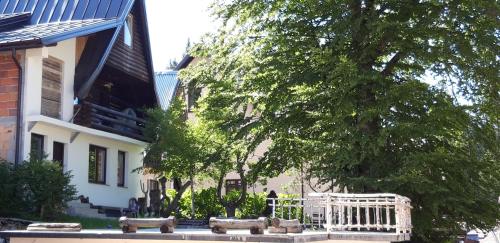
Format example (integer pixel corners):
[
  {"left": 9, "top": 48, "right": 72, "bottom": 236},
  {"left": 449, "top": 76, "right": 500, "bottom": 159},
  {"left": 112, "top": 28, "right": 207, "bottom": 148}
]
[
  {"left": 325, "top": 195, "right": 332, "bottom": 233},
  {"left": 272, "top": 198, "right": 276, "bottom": 218}
]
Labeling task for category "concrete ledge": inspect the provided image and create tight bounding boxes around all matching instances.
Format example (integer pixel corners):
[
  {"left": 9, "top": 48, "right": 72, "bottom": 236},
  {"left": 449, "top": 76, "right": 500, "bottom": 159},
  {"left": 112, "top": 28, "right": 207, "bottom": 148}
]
[
  {"left": 329, "top": 231, "right": 411, "bottom": 242},
  {"left": 0, "top": 229, "right": 328, "bottom": 242},
  {"left": 0, "top": 229, "right": 409, "bottom": 242}
]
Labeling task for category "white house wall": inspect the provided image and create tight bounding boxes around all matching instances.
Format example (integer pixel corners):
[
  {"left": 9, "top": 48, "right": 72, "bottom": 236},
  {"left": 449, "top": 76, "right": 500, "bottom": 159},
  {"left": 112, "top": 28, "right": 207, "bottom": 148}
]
[
  {"left": 23, "top": 39, "right": 75, "bottom": 122},
  {"left": 29, "top": 122, "right": 147, "bottom": 208},
  {"left": 19, "top": 38, "right": 150, "bottom": 208}
]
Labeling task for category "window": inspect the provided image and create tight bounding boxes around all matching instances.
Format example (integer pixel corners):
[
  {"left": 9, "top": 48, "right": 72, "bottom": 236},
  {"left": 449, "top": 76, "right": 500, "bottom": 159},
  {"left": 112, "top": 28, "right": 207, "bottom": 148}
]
[
  {"left": 117, "top": 151, "right": 126, "bottom": 187},
  {"left": 53, "top": 142, "right": 65, "bottom": 169},
  {"left": 225, "top": 179, "right": 242, "bottom": 194},
  {"left": 41, "top": 57, "right": 62, "bottom": 119},
  {"left": 148, "top": 179, "right": 159, "bottom": 191},
  {"left": 30, "top": 133, "right": 44, "bottom": 160},
  {"left": 88, "top": 145, "right": 107, "bottom": 184},
  {"left": 124, "top": 14, "right": 133, "bottom": 47}
]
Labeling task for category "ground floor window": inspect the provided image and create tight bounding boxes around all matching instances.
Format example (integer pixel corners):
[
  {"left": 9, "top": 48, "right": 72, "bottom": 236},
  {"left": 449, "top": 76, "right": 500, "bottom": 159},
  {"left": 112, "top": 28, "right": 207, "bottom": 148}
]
[
  {"left": 117, "top": 151, "right": 126, "bottom": 187},
  {"left": 88, "top": 145, "right": 107, "bottom": 184},
  {"left": 30, "top": 133, "right": 44, "bottom": 160},
  {"left": 225, "top": 179, "right": 242, "bottom": 194},
  {"left": 53, "top": 141, "right": 64, "bottom": 169},
  {"left": 149, "top": 179, "right": 159, "bottom": 191}
]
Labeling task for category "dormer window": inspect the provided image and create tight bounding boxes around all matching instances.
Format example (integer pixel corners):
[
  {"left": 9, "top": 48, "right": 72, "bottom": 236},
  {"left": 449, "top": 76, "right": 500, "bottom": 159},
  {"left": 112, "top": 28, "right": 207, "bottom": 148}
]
[{"left": 124, "top": 14, "right": 133, "bottom": 47}]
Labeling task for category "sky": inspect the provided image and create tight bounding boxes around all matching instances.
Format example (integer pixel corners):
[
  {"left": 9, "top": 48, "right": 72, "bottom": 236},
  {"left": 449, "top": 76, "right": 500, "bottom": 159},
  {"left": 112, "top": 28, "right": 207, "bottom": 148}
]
[{"left": 145, "top": 0, "right": 218, "bottom": 72}]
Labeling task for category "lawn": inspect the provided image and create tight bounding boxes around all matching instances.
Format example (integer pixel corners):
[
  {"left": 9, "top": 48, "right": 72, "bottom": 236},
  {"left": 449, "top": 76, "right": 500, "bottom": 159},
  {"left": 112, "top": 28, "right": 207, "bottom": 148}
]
[
  {"left": 55, "top": 215, "right": 120, "bottom": 229},
  {"left": 24, "top": 215, "right": 120, "bottom": 229}
]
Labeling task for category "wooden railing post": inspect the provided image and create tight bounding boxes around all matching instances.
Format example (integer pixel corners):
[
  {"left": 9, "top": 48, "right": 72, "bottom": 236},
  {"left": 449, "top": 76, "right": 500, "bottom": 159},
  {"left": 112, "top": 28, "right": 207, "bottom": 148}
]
[
  {"left": 272, "top": 199, "right": 276, "bottom": 218},
  {"left": 325, "top": 195, "right": 332, "bottom": 233}
]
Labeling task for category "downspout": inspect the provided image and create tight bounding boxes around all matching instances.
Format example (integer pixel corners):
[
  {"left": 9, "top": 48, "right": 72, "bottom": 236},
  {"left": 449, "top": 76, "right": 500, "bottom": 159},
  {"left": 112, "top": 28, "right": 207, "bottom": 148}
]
[{"left": 11, "top": 48, "right": 23, "bottom": 166}]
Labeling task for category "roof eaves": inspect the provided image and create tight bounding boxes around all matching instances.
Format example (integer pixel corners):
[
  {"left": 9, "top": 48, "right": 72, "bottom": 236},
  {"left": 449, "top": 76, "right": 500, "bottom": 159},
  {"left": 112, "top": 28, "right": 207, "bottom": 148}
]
[
  {"left": 0, "top": 39, "right": 43, "bottom": 51},
  {"left": 41, "top": 19, "right": 120, "bottom": 45}
]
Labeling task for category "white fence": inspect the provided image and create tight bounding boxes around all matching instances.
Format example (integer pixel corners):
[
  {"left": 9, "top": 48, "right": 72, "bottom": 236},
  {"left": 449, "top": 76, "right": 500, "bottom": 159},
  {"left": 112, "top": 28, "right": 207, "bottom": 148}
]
[{"left": 268, "top": 193, "right": 412, "bottom": 236}]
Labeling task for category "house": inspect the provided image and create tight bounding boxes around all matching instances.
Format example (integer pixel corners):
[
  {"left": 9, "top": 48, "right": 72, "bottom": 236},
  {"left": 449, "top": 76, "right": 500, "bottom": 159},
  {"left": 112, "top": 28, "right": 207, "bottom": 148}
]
[
  {"left": 154, "top": 56, "right": 331, "bottom": 197},
  {"left": 0, "top": 0, "right": 158, "bottom": 214}
]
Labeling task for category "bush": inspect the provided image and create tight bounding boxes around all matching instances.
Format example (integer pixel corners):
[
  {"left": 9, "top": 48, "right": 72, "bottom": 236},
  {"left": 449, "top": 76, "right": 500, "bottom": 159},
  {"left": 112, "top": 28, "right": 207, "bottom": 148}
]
[
  {"left": 237, "top": 192, "right": 267, "bottom": 219},
  {"left": 0, "top": 161, "right": 18, "bottom": 216},
  {"left": 0, "top": 157, "right": 77, "bottom": 219},
  {"left": 164, "top": 188, "right": 300, "bottom": 220},
  {"left": 16, "top": 157, "right": 77, "bottom": 219},
  {"left": 178, "top": 188, "right": 225, "bottom": 219}
]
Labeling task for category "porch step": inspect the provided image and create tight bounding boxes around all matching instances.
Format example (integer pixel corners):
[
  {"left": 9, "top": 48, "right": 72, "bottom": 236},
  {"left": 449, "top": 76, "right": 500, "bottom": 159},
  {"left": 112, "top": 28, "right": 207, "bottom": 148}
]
[{"left": 67, "top": 201, "right": 117, "bottom": 219}]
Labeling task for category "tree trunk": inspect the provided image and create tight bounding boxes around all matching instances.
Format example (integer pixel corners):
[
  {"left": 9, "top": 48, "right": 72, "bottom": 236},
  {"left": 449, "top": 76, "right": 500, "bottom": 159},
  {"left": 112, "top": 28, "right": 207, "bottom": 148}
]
[
  {"left": 162, "top": 181, "right": 191, "bottom": 217},
  {"left": 216, "top": 167, "right": 248, "bottom": 218},
  {"left": 225, "top": 206, "right": 237, "bottom": 217}
]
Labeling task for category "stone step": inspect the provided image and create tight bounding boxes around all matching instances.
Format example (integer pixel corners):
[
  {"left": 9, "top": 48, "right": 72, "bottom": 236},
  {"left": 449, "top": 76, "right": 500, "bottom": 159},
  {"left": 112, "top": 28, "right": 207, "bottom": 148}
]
[{"left": 67, "top": 201, "right": 118, "bottom": 219}]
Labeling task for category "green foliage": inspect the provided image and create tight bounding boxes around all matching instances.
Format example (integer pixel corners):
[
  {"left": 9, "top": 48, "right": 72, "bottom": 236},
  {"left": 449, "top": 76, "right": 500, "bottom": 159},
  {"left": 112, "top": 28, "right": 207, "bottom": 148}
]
[
  {"left": 179, "top": 188, "right": 225, "bottom": 219},
  {"left": 0, "top": 158, "right": 77, "bottom": 219},
  {"left": 144, "top": 98, "right": 222, "bottom": 215},
  {"left": 183, "top": 0, "right": 500, "bottom": 242},
  {"left": 236, "top": 192, "right": 267, "bottom": 219},
  {"left": 0, "top": 161, "right": 17, "bottom": 216},
  {"left": 15, "top": 157, "right": 77, "bottom": 219}
]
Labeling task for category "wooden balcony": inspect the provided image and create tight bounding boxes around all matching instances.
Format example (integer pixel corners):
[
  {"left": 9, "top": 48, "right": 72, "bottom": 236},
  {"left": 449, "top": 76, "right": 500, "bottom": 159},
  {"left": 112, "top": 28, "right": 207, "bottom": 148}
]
[{"left": 74, "top": 101, "right": 148, "bottom": 142}]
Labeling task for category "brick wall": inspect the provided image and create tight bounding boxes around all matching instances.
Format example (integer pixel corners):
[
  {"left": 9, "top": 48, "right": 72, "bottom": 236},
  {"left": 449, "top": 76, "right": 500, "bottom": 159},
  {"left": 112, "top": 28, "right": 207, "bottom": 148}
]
[
  {"left": 0, "top": 54, "right": 19, "bottom": 117},
  {"left": 0, "top": 53, "right": 19, "bottom": 162}
]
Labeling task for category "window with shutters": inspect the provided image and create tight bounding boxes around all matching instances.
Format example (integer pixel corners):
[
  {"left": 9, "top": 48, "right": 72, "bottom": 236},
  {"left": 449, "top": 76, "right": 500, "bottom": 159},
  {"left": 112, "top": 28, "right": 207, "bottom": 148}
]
[{"left": 41, "top": 57, "right": 63, "bottom": 119}]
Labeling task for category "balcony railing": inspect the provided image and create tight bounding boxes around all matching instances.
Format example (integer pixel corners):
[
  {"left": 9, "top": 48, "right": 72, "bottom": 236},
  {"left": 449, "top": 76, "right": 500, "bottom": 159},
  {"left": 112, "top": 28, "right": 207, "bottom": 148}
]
[
  {"left": 269, "top": 193, "right": 412, "bottom": 240},
  {"left": 74, "top": 101, "right": 147, "bottom": 141}
]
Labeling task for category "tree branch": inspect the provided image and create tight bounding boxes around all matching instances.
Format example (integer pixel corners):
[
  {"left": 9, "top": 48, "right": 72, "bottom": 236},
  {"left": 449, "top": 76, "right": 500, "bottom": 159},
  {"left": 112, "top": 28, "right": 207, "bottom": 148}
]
[{"left": 381, "top": 52, "right": 404, "bottom": 76}]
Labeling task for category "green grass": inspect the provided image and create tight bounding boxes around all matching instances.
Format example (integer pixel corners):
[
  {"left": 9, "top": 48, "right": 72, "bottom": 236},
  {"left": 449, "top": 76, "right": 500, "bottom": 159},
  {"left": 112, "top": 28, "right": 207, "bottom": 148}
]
[
  {"left": 55, "top": 215, "right": 120, "bottom": 229},
  {"left": 24, "top": 215, "right": 120, "bottom": 229}
]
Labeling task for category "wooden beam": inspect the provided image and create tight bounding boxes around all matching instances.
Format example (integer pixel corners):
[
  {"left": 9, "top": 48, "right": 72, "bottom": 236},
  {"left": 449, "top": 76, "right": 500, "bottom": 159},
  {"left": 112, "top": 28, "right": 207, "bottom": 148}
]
[
  {"left": 119, "top": 216, "right": 176, "bottom": 233},
  {"left": 209, "top": 217, "right": 267, "bottom": 234},
  {"left": 27, "top": 223, "right": 81, "bottom": 232}
]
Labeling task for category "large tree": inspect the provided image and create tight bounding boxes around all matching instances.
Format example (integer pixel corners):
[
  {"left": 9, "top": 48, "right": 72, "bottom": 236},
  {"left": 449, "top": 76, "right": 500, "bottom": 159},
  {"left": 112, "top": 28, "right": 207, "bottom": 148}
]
[{"left": 184, "top": 0, "right": 500, "bottom": 241}]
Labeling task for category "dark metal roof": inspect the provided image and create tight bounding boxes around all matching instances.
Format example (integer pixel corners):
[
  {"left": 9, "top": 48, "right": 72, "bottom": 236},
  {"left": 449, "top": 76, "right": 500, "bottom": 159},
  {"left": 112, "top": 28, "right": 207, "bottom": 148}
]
[
  {"left": 0, "top": 0, "right": 131, "bottom": 48},
  {"left": 0, "top": 0, "right": 129, "bottom": 24},
  {"left": 0, "top": 18, "right": 118, "bottom": 47},
  {"left": 154, "top": 70, "right": 180, "bottom": 110},
  {"left": 0, "top": 12, "right": 30, "bottom": 31}
]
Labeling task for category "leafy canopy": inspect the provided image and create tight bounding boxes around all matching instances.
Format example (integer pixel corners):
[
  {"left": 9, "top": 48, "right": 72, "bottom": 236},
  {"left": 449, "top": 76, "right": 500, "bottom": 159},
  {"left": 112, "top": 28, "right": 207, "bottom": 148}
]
[{"left": 184, "top": 0, "right": 500, "bottom": 241}]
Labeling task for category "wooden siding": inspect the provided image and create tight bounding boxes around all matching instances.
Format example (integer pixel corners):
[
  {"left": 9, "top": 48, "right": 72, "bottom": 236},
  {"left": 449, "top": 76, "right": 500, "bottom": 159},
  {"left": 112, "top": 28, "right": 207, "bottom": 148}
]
[
  {"left": 105, "top": 5, "right": 150, "bottom": 82},
  {"left": 75, "top": 36, "right": 88, "bottom": 65},
  {"left": 41, "top": 56, "right": 62, "bottom": 119}
]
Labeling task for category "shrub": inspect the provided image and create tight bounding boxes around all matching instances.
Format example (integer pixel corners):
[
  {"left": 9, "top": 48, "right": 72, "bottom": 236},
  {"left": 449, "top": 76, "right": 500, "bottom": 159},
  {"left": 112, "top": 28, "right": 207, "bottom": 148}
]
[
  {"left": 179, "top": 188, "right": 225, "bottom": 219},
  {"left": 0, "top": 161, "right": 19, "bottom": 216},
  {"left": 237, "top": 192, "right": 267, "bottom": 219},
  {"left": 14, "top": 157, "right": 77, "bottom": 219}
]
